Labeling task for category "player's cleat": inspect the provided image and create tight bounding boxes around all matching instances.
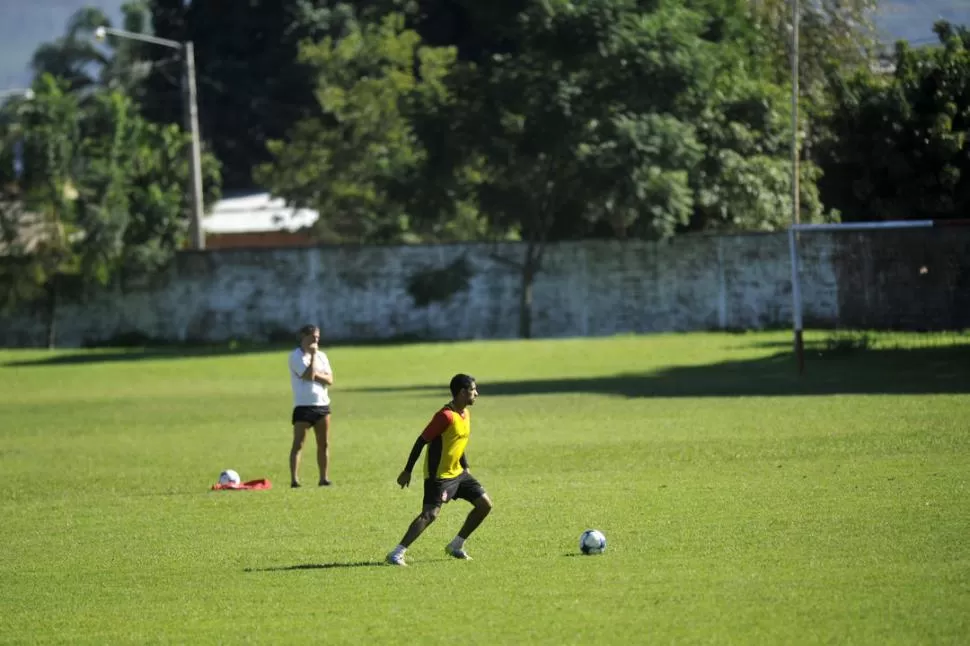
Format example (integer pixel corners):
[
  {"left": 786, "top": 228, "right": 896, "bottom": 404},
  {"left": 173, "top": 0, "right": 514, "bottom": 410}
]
[
  {"left": 290, "top": 482, "right": 301, "bottom": 488},
  {"left": 445, "top": 546, "right": 472, "bottom": 560},
  {"left": 385, "top": 551, "right": 407, "bottom": 567},
  {"left": 318, "top": 479, "right": 332, "bottom": 486}
]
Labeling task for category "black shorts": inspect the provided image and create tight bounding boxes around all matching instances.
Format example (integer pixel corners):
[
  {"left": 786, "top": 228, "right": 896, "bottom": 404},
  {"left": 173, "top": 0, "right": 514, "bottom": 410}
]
[
  {"left": 292, "top": 405, "right": 331, "bottom": 425},
  {"left": 423, "top": 471, "right": 486, "bottom": 507}
]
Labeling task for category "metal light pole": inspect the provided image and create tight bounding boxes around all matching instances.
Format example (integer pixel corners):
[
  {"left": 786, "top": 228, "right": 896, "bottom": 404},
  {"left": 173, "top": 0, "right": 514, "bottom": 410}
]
[
  {"left": 95, "top": 26, "right": 206, "bottom": 250},
  {"left": 791, "top": 0, "right": 800, "bottom": 229},
  {"left": 790, "top": 0, "right": 805, "bottom": 374}
]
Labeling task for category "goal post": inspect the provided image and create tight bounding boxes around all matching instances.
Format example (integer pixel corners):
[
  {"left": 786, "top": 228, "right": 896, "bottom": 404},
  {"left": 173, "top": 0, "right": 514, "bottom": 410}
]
[{"left": 788, "top": 219, "right": 970, "bottom": 373}]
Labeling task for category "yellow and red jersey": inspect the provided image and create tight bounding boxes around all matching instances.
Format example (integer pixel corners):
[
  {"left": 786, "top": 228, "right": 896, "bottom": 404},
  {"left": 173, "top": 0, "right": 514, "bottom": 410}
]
[{"left": 420, "top": 405, "right": 471, "bottom": 480}]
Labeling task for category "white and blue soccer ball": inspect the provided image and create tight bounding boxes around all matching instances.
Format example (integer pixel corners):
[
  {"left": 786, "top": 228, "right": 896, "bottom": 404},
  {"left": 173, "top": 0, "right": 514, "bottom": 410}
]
[
  {"left": 219, "top": 469, "right": 241, "bottom": 486},
  {"left": 579, "top": 529, "right": 607, "bottom": 555}
]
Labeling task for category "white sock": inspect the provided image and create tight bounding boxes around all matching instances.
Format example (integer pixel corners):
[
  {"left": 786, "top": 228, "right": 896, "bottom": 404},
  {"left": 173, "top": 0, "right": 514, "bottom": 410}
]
[
  {"left": 391, "top": 544, "right": 406, "bottom": 556},
  {"left": 449, "top": 536, "right": 465, "bottom": 550}
]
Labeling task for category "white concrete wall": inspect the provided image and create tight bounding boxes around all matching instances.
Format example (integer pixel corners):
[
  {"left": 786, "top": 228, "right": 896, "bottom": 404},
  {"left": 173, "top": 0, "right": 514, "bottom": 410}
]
[{"left": 0, "top": 232, "right": 845, "bottom": 347}]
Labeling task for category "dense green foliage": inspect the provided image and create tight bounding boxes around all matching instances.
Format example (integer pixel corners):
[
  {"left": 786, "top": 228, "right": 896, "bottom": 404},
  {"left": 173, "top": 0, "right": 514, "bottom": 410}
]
[
  {"left": 0, "top": 72, "right": 221, "bottom": 346},
  {"left": 1, "top": 333, "right": 969, "bottom": 642},
  {"left": 255, "top": 13, "right": 465, "bottom": 244},
  {"left": 257, "top": 1, "right": 831, "bottom": 243},
  {"left": 818, "top": 22, "right": 970, "bottom": 221}
]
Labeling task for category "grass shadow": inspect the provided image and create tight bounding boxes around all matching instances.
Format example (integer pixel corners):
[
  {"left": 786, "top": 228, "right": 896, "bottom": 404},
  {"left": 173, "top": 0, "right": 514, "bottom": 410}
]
[
  {"left": 1, "top": 335, "right": 439, "bottom": 368},
  {"left": 345, "top": 345, "right": 970, "bottom": 398},
  {"left": 2, "top": 343, "right": 290, "bottom": 367},
  {"left": 245, "top": 561, "right": 387, "bottom": 573}
]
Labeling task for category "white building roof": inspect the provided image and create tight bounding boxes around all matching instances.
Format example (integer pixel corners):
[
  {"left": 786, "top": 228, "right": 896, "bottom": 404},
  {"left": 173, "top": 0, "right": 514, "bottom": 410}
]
[{"left": 204, "top": 192, "right": 319, "bottom": 235}]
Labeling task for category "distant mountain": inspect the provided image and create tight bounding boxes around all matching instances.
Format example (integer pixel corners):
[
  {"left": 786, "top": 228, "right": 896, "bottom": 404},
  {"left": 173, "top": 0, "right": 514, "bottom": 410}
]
[
  {"left": 878, "top": 0, "right": 970, "bottom": 44},
  {"left": 1, "top": 0, "right": 969, "bottom": 92}
]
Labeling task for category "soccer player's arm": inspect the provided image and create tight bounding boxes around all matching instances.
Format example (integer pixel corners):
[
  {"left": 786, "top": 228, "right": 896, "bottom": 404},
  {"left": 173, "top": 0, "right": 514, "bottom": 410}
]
[
  {"left": 401, "top": 438, "right": 426, "bottom": 477},
  {"left": 405, "top": 412, "right": 449, "bottom": 472},
  {"left": 290, "top": 352, "right": 313, "bottom": 381},
  {"left": 312, "top": 353, "right": 333, "bottom": 386},
  {"left": 398, "top": 411, "right": 450, "bottom": 487}
]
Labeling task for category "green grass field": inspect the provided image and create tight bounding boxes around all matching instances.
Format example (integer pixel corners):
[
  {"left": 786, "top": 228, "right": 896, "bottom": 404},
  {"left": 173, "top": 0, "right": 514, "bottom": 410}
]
[{"left": 1, "top": 332, "right": 969, "bottom": 644}]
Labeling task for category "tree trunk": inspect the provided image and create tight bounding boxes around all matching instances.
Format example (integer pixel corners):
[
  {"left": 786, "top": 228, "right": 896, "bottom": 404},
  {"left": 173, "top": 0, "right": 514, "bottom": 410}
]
[
  {"left": 46, "top": 277, "right": 57, "bottom": 350},
  {"left": 518, "top": 266, "right": 534, "bottom": 339},
  {"left": 517, "top": 239, "right": 541, "bottom": 339}
]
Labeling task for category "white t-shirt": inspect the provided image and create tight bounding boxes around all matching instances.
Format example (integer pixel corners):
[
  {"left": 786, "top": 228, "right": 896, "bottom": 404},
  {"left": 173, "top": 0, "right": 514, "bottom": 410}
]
[{"left": 288, "top": 347, "right": 332, "bottom": 407}]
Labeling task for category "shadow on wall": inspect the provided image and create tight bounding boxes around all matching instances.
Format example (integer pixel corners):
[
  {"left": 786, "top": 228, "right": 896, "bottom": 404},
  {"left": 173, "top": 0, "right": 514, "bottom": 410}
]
[{"left": 342, "top": 345, "right": 970, "bottom": 398}]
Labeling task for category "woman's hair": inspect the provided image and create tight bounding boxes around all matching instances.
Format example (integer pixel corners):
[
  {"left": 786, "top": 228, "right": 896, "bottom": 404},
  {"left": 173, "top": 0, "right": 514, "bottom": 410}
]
[{"left": 298, "top": 324, "right": 319, "bottom": 340}]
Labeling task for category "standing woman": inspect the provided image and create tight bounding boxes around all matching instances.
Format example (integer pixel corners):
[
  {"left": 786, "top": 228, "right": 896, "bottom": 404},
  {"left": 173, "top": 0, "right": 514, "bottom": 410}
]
[{"left": 288, "top": 324, "right": 334, "bottom": 488}]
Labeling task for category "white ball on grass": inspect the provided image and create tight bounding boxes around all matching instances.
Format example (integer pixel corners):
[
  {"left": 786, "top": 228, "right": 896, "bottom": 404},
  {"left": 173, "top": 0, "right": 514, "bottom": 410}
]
[
  {"left": 219, "top": 469, "right": 241, "bottom": 485},
  {"left": 579, "top": 529, "right": 607, "bottom": 555}
]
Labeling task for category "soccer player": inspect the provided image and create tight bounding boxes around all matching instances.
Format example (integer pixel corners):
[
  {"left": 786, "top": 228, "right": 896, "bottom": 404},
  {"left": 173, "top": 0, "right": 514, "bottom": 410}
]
[
  {"left": 386, "top": 374, "right": 493, "bottom": 566},
  {"left": 288, "top": 324, "right": 334, "bottom": 488}
]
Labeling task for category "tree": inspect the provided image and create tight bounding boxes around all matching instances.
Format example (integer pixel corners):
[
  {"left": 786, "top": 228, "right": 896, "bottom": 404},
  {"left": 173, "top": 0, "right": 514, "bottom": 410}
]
[
  {"left": 689, "top": 74, "right": 827, "bottom": 232},
  {"left": 120, "top": 120, "right": 221, "bottom": 277},
  {"left": 99, "top": 2, "right": 160, "bottom": 101},
  {"left": 257, "top": 13, "right": 464, "bottom": 243},
  {"left": 817, "top": 22, "right": 970, "bottom": 221},
  {"left": 0, "top": 75, "right": 221, "bottom": 347},
  {"left": 408, "top": 0, "right": 528, "bottom": 62},
  {"left": 746, "top": 0, "right": 880, "bottom": 95},
  {"left": 31, "top": 3, "right": 163, "bottom": 99},
  {"left": 0, "top": 76, "right": 86, "bottom": 347},
  {"left": 142, "top": 0, "right": 370, "bottom": 190},
  {"left": 745, "top": 0, "right": 883, "bottom": 177},
  {"left": 30, "top": 7, "right": 112, "bottom": 93},
  {"left": 450, "top": 0, "right": 827, "bottom": 337}
]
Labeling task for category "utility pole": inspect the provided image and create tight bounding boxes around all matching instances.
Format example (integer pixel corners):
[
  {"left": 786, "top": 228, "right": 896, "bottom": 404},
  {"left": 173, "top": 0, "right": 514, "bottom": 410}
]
[
  {"left": 791, "top": 0, "right": 800, "bottom": 228},
  {"left": 790, "top": 0, "right": 805, "bottom": 374},
  {"left": 95, "top": 26, "right": 206, "bottom": 250},
  {"left": 184, "top": 42, "right": 205, "bottom": 250}
]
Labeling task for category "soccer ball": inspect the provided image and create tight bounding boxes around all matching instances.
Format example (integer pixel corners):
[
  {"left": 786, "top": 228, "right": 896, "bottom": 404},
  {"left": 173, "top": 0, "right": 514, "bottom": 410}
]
[
  {"left": 579, "top": 529, "right": 607, "bottom": 555},
  {"left": 219, "top": 469, "right": 241, "bottom": 486}
]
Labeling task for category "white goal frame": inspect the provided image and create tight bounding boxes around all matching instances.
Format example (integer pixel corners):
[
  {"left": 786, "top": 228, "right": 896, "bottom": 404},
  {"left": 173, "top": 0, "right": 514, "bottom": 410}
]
[{"left": 788, "top": 219, "right": 957, "bottom": 373}]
